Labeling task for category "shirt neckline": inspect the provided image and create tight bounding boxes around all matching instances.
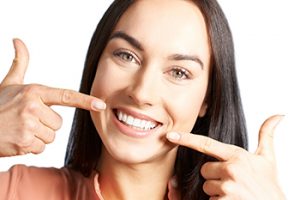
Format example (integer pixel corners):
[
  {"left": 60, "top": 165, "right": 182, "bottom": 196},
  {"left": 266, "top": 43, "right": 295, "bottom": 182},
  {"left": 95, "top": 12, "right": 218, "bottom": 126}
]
[
  {"left": 93, "top": 173, "right": 105, "bottom": 200},
  {"left": 92, "top": 171, "right": 176, "bottom": 200}
]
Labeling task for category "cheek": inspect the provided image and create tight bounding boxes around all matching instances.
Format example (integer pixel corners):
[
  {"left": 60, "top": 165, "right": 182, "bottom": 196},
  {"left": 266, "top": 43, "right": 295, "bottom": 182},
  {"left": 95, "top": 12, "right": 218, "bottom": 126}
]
[
  {"left": 90, "top": 61, "right": 122, "bottom": 99},
  {"left": 168, "top": 85, "right": 207, "bottom": 132},
  {"left": 90, "top": 73, "right": 110, "bottom": 100}
]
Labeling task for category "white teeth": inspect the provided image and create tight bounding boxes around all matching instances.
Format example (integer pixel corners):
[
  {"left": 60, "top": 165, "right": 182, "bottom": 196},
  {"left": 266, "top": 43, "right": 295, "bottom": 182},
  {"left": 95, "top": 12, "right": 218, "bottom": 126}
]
[
  {"left": 121, "top": 112, "right": 126, "bottom": 122},
  {"left": 133, "top": 118, "right": 141, "bottom": 127},
  {"left": 116, "top": 110, "right": 157, "bottom": 130},
  {"left": 127, "top": 115, "right": 134, "bottom": 125}
]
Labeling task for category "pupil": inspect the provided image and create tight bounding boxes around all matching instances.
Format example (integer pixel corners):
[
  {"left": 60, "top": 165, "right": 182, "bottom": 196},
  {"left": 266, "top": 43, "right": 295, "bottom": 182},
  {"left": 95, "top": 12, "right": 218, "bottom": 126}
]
[
  {"left": 176, "top": 71, "right": 182, "bottom": 77},
  {"left": 125, "top": 54, "right": 131, "bottom": 60}
]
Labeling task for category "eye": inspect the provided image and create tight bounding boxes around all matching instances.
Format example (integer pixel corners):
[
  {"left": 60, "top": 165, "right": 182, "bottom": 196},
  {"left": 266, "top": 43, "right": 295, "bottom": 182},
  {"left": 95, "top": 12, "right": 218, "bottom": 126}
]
[
  {"left": 113, "top": 50, "right": 140, "bottom": 65},
  {"left": 169, "top": 67, "right": 191, "bottom": 80}
]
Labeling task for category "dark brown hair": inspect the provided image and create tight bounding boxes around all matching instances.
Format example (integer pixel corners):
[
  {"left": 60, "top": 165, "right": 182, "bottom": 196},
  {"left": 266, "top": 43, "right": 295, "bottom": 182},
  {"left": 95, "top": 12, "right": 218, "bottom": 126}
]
[{"left": 65, "top": 1, "right": 248, "bottom": 199}]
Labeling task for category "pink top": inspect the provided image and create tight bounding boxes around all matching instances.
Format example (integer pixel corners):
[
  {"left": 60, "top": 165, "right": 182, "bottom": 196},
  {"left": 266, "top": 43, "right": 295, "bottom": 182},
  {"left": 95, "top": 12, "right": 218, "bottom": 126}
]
[
  {"left": 0, "top": 165, "right": 178, "bottom": 200},
  {"left": 0, "top": 165, "right": 102, "bottom": 200}
]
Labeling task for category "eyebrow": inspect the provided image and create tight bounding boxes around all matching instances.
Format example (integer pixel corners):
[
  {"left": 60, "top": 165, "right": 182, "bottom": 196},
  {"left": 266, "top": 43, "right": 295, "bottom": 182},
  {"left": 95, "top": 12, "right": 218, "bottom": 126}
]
[
  {"left": 109, "top": 31, "right": 144, "bottom": 51},
  {"left": 168, "top": 54, "right": 204, "bottom": 69},
  {"left": 109, "top": 31, "right": 204, "bottom": 69}
]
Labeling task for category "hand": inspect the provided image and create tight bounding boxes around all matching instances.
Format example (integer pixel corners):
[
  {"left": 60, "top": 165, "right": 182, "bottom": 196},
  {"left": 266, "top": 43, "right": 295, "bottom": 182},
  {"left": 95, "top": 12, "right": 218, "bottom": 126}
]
[
  {"left": 167, "top": 176, "right": 180, "bottom": 200},
  {"left": 167, "top": 115, "right": 286, "bottom": 200},
  {"left": 0, "top": 39, "right": 106, "bottom": 157}
]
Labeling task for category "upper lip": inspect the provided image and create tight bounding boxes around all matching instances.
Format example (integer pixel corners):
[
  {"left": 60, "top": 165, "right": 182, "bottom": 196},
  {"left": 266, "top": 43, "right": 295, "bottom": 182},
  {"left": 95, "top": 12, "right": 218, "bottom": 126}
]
[{"left": 113, "top": 107, "right": 163, "bottom": 125}]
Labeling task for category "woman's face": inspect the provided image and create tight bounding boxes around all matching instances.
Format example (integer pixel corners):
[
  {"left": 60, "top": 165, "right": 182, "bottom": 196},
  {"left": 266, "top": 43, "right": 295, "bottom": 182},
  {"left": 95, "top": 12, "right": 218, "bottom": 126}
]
[{"left": 91, "top": 0, "right": 211, "bottom": 164}]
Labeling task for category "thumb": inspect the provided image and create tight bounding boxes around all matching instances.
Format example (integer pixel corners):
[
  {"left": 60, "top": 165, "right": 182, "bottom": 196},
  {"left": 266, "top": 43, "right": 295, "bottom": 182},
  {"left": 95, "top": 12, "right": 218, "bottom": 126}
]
[
  {"left": 256, "top": 114, "right": 284, "bottom": 161},
  {"left": 167, "top": 176, "right": 180, "bottom": 200},
  {"left": 1, "top": 38, "right": 29, "bottom": 86}
]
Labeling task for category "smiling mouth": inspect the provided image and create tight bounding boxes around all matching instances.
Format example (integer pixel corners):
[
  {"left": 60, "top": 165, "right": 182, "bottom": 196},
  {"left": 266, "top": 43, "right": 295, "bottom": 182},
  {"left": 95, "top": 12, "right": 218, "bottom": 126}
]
[{"left": 113, "top": 109, "right": 161, "bottom": 131}]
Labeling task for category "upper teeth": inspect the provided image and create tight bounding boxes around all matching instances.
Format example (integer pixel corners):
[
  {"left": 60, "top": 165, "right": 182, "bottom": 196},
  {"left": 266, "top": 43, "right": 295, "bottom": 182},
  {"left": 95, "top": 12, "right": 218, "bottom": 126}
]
[{"left": 117, "top": 110, "right": 157, "bottom": 130}]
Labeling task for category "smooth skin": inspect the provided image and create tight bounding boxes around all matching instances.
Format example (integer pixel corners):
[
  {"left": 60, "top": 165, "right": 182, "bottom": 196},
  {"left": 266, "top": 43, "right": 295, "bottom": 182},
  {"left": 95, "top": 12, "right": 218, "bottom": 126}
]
[
  {"left": 89, "top": 0, "right": 285, "bottom": 199},
  {"left": 0, "top": 12, "right": 285, "bottom": 200},
  {"left": 0, "top": 39, "right": 106, "bottom": 157},
  {"left": 167, "top": 115, "right": 286, "bottom": 199},
  {"left": 90, "top": 1, "right": 210, "bottom": 199},
  {"left": 0, "top": 40, "right": 286, "bottom": 199}
]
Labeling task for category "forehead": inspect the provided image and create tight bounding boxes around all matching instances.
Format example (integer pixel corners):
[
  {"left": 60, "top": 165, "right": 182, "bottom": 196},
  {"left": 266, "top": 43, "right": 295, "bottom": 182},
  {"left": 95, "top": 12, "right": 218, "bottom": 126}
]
[{"left": 112, "top": 0, "right": 210, "bottom": 64}]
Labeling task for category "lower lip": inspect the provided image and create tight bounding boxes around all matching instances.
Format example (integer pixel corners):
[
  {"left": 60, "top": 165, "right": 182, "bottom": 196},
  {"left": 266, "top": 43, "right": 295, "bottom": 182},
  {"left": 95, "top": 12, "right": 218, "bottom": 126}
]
[{"left": 112, "top": 110, "right": 160, "bottom": 138}]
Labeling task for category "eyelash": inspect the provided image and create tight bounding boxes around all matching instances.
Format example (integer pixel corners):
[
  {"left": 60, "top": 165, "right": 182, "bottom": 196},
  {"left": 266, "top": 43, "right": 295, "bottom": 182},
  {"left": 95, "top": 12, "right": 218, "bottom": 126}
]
[
  {"left": 169, "top": 67, "right": 191, "bottom": 80},
  {"left": 113, "top": 50, "right": 191, "bottom": 80},
  {"left": 113, "top": 50, "right": 140, "bottom": 65}
]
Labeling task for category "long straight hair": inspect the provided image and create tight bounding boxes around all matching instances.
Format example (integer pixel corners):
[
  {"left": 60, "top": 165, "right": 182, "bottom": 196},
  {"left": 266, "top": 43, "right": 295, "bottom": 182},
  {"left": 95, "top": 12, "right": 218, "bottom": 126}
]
[{"left": 64, "top": 0, "right": 248, "bottom": 199}]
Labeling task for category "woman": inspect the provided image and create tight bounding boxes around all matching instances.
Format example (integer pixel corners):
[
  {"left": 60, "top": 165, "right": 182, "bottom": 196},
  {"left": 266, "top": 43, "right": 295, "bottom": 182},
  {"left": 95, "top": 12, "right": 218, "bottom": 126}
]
[{"left": 0, "top": 0, "right": 285, "bottom": 199}]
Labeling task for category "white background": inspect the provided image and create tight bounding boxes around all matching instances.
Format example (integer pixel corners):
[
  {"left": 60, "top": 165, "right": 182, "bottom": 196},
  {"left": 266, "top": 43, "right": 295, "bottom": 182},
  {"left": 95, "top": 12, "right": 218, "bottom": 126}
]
[{"left": 0, "top": 1, "right": 299, "bottom": 199}]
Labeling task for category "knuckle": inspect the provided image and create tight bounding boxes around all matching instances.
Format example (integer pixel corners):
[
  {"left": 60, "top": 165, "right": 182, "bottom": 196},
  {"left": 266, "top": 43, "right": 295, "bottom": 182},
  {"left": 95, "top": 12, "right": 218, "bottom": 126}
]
[
  {"left": 18, "top": 85, "right": 42, "bottom": 114},
  {"left": 220, "top": 181, "right": 234, "bottom": 194},
  {"left": 15, "top": 131, "right": 35, "bottom": 149},
  {"left": 21, "top": 118, "right": 37, "bottom": 132},
  {"left": 54, "top": 114, "right": 63, "bottom": 130},
  {"left": 227, "top": 146, "right": 244, "bottom": 161},
  {"left": 232, "top": 148, "right": 245, "bottom": 161},
  {"left": 39, "top": 144, "right": 46, "bottom": 153},
  {"left": 12, "top": 58, "right": 19, "bottom": 65},
  {"left": 53, "top": 122, "right": 62, "bottom": 132},
  {"left": 201, "top": 137, "right": 213, "bottom": 154},
  {"left": 60, "top": 89, "right": 74, "bottom": 104},
  {"left": 21, "top": 100, "right": 39, "bottom": 115},
  {"left": 20, "top": 84, "right": 40, "bottom": 97},
  {"left": 202, "top": 181, "right": 210, "bottom": 194},
  {"left": 200, "top": 162, "right": 209, "bottom": 177},
  {"left": 45, "top": 131, "right": 56, "bottom": 144},
  {"left": 33, "top": 144, "right": 46, "bottom": 154},
  {"left": 17, "top": 150, "right": 28, "bottom": 156},
  {"left": 223, "top": 163, "right": 238, "bottom": 179}
]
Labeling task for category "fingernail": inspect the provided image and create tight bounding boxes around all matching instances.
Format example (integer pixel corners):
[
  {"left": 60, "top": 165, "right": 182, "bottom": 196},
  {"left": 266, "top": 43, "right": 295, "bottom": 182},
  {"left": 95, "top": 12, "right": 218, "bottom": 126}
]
[
  {"left": 167, "top": 132, "right": 181, "bottom": 141},
  {"left": 13, "top": 38, "right": 16, "bottom": 45},
  {"left": 278, "top": 114, "right": 285, "bottom": 118},
  {"left": 92, "top": 100, "right": 106, "bottom": 111},
  {"left": 275, "top": 114, "right": 285, "bottom": 125},
  {"left": 12, "top": 38, "right": 17, "bottom": 50},
  {"left": 171, "top": 176, "right": 178, "bottom": 188}
]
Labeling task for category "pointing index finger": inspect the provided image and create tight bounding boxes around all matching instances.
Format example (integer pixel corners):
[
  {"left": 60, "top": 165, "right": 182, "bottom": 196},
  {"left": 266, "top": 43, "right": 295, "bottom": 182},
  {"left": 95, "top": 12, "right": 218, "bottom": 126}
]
[
  {"left": 40, "top": 86, "right": 106, "bottom": 111},
  {"left": 167, "top": 132, "right": 244, "bottom": 161}
]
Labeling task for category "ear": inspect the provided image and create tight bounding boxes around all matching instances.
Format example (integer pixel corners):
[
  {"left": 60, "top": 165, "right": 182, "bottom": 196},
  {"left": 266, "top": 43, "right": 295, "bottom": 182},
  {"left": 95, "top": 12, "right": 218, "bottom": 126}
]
[{"left": 198, "top": 102, "right": 208, "bottom": 117}]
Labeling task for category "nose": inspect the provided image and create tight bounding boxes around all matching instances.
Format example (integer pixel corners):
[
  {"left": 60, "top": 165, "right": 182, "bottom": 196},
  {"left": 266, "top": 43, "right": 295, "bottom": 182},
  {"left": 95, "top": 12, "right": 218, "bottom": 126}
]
[{"left": 126, "top": 67, "right": 160, "bottom": 107}]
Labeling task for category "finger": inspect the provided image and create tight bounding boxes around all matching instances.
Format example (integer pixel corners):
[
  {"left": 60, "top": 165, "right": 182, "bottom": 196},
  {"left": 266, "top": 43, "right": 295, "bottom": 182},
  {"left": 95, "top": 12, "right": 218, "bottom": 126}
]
[
  {"left": 1, "top": 38, "right": 29, "bottom": 86},
  {"left": 167, "top": 176, "right": 180, "bottom": 200},
  {"left": 209, "top": 197, "right": 229, "bottom": 200},
  {"left": 256, "top": 115, "right": 284, "bottom": 161},
  {"left": 38, "top": 103, "right": 63, "bottom": 131},
  {"left": 34, "top": 123, "right": 56, "bottom": 144},
  {"left": 201, "top": 162, "right": 223, "bottom": 180},
  {"left": 39, "top": 86, "right": 106, "bottom": 111},
  {"left": 208, "top": 197, "right": 221, "bottom": 200},
  {"left": 29, "top": 138, "right": 46, "bottom": 154},
  {"left": 166, "top": 132, "right": 244, "bottom": 161},
  {"left": 203, "top": 180, "right": 224, "bottom": 196}
]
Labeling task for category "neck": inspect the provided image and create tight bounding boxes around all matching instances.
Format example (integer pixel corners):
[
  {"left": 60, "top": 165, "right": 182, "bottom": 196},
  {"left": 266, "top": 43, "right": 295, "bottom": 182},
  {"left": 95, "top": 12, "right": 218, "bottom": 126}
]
[{"left": 97, "top": 148, "right": 177, "bottom": 200}]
